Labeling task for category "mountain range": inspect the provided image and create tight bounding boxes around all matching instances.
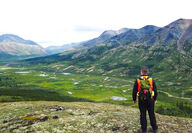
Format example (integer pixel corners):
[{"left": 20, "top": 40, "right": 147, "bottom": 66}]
[
  {"left": 29, "top": 18, "right": 192, "bottom": 60},
  {"left": 80, "top": 18, "right": 192, "bottom": 48},
  {"left": 46, "top": 19, "right": 192, "bottom": 54},
  {"left": 2, "top": 19, "right": 192, "bottom": 58},
  {"left": 0, "top": 34, "right": 47, "bottom": 58}
]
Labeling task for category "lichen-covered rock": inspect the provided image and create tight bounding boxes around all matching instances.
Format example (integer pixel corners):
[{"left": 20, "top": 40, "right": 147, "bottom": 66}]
[{"left": 0, "top": 101, "right": 191, "bottom": 133}]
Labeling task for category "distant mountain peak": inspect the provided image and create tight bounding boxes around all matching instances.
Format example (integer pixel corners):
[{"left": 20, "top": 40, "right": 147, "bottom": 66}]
[
  {"left": 176, "top": 18, "right": 192, "bottom": 22},
  {"left": 117, "top": 28, "right": 130, "bottom": 34},
  {"left": 100, "top": 28, "right": 130, "bottom": 37},
  {"left": 141, "top": 25, "right": 160, "bottom": 30},
  {"left": 0, "top": 34, "right": 38, "bottom": 45},
  {"left": 167, "top": 18, "right": 192, "bottom": 29},
  {"left": 100, "top": 30, "right": 117, "bottom": 37},
  {"left": 0, "top": 34, "right": 47, "bottom": 57}
]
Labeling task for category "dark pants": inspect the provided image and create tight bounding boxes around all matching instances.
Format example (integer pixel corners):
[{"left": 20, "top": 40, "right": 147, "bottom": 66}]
[{"left": 139, "top": 98, "right": 158, "bottom": 131}]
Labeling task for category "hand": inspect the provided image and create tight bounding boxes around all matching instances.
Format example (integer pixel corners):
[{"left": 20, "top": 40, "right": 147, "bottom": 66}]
[
  {"left": 133, "top": 101, "right": 137, "bottom": 104},
  {"left": 154, "top": 100, "right": 157, "bottom": 104}
]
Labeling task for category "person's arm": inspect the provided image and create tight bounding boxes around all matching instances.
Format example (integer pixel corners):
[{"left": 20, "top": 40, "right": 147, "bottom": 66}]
[
  {"left": 132, "top": 79, "right": 138, "bottom": 103},
  {"left": 153, "top": 80, "right": 158, "bottom": 101}
]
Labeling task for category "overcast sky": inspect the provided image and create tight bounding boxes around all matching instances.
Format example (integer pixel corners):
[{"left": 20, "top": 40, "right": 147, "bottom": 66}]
[{"left": 0, "top": 0, "right": 192, "bottom": 47}]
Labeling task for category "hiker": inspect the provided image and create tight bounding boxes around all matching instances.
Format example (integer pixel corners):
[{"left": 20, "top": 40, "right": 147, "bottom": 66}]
[{"left": 132, "top": 68, "right": 158, "bottom": 133}]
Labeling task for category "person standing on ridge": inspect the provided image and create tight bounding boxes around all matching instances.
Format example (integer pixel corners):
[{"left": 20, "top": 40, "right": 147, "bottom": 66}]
[{"left": 132, "top": 68, "right": 158, "bottom": 133}]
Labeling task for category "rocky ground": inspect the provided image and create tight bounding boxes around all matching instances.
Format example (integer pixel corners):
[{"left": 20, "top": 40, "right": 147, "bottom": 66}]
[{"left": 0, "top": 101, "right": 191, "bottom": 133}]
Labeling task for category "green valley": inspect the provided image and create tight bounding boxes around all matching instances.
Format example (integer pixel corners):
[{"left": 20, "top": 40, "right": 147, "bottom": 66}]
[{"left": 0, "top": 60, "right": 192, "bottom": 119}]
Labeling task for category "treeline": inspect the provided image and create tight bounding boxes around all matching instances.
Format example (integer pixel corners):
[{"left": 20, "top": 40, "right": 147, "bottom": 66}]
[
  {"left": 156, "top": 101, "right": 192, "bottom": 118},
  {"left": 0, "top": 74, "right": 18, "bottom": 88}
]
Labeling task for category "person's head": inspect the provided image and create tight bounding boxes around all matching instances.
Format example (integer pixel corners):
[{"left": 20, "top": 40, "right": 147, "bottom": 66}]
[{"left": 141, "top": 67, "right": 148, "bottom": 75}]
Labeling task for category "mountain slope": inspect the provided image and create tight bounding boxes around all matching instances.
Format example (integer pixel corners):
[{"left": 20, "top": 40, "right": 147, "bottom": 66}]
[
  {"left": 107, "top": 25, "right": 160, "bottom": 45},
  {"left": 0, "top": 101, "right": 191, "bottom": 132},
  {"left": 0, "top": 34, "right": 47, "bottom": 57},
  {"left": 145, "top": 19, "right": 192, "bottom": 47}
]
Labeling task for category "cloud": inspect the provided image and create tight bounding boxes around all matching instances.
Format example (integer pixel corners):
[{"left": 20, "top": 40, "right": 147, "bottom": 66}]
[{"left": 74, "top": 25, "right": 105, "bottom": 33}]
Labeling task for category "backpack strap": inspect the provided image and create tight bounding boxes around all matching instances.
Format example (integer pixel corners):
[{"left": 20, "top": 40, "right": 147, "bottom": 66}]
[
  {"left": 137, "top": 79, "right": 141, "bottom": 97},
  {"left": 148, "top": 78, "right": 154, "bottom": 97}
]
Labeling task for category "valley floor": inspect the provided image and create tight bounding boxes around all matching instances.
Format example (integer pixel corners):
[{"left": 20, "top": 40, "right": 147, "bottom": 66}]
[{"left": 0, "top": 101, "right": 191, "bottom": 133}]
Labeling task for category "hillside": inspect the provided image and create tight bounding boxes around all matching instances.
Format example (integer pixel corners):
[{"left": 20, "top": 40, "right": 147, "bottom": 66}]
[
  {"left": 0, "top": 34, "right": 47, "bottom": 57},
  {"left": 0, "top": 101, "right": 191, "bottom": 133},
  {"left": 106, "top": 25, "right": 160, "bottom": 45}
]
